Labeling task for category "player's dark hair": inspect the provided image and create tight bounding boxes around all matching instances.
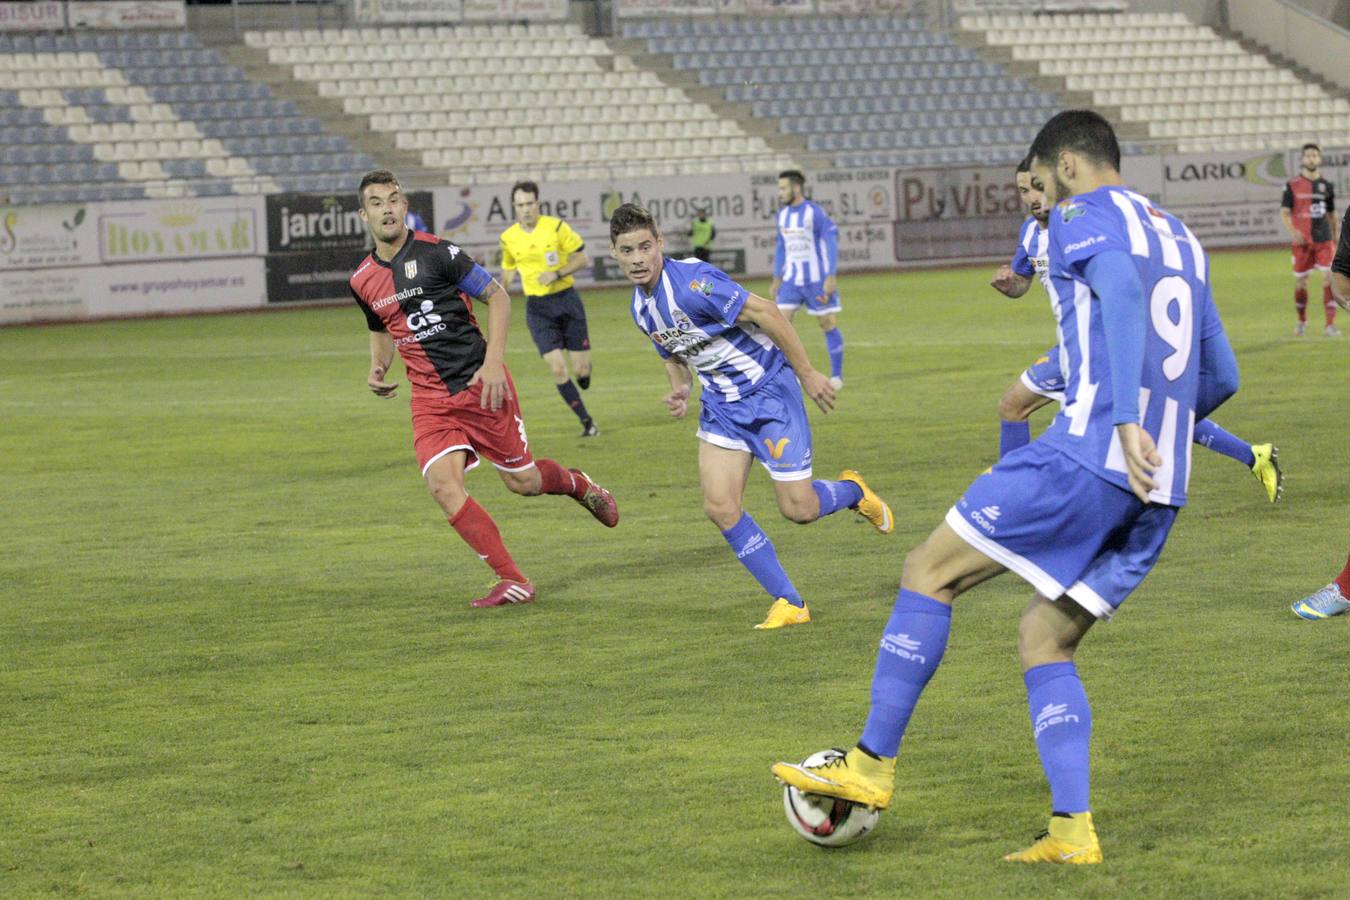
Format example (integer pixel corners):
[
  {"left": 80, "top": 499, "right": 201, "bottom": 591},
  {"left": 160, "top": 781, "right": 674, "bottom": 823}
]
[
  {"left": 511, "top": 180, "right": 540, "bottom": 201},
  {"left": 1016, "top": 154, "right": 1031, "bottom": 174},
  {"left": 1028, "top": 110, "right": 1120, "bottom": 172},
  {"left": 1302, "top": 142, "right": 1321, "bottom": 154},
  {"left": 609, "top": 203, "right": 659, "bottom": 243},
  {"left": 357, "top": 169, "right": 400, "bottom": 201},
  {"left": 778, "top": 169, "right": 806, "bottom": 188}
]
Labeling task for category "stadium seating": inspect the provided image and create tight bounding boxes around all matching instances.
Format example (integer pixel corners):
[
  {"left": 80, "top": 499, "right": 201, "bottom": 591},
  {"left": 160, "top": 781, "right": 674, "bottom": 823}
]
[
  {"left": 961, "top": 11, "right": 1350, "bottom": 152},
  {"left": 0, "top": 31, "right": 371, "bottom": 204},
  {"left": 624, "top": 14, "right": 1060, "bottom": 169},
  {"left": 250, "top": 22, "right": 795, "bottom": 183}
]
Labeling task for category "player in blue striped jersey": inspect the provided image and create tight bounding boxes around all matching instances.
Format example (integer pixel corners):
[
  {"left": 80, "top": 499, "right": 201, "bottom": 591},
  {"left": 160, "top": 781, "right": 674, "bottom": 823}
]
[
  {"left": 991, "top": 159, "right": 1282, "bottom": 501},
  {"left": 773, "top": 112, "right": 1242, "bottom": 864},
  {"left": 773, "top": 171, "right": 846, "bottom": 390},
  {"left": 610, "top": 203, "right": 893, "bottom": 630}
]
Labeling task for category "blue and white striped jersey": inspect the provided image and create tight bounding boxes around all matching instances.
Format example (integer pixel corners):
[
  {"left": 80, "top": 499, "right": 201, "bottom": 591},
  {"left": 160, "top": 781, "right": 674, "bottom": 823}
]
[
  {"left": 631, "top": 257, "right": 784, "bottom": 403},
  {"left": 1010, "top": 216, "right": 1050, "bottom": 289},
  {"left": 775, "top": 200, "right": 838, "bottom": 287},
  {"left": 1038, "top": 185, "right": 1226, "bottom": 507}
]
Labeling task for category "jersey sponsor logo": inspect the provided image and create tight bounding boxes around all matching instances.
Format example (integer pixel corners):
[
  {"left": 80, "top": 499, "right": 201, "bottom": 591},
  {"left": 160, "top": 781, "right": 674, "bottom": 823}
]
[
  {"left": 689, "top": 278, "right": 713, "bottom": 296},
  {"left": 880, "top": 632, "right": 926, "bottom": 665},
  {"left": 1064, "top": 235, "right": 1104, "bottom": 254},
  {"left": 1033, "top": 702, "right": 1080, "bottom": 736},
  {"left": 763, "top": 437, "right": 791, "bottom": 459},
  {"left": 406, "top": 299, "right": 441, "bottom": 331},
  {"left": 650, "top": 326, "right": 712, "bottom": 356},
  {"left": 1061, "top": 202, "right": 1085, "bottom": 223},
  {"left": 370, "top": 284, "right": 424, "bottom": 311},
  {"left": 404, "top": 260, "right": 418, "bottom": 279}
]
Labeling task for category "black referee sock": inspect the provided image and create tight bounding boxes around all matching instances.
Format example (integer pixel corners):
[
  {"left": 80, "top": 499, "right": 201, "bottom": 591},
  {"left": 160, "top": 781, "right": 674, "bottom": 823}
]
[{"left": 556, "top": 381, "right": 591, "bottom": 424}]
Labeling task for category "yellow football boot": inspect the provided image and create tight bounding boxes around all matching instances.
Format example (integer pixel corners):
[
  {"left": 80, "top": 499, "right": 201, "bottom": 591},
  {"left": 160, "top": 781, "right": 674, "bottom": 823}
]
[
  {"left": 1004, "top": 812, "right": 1102, "bottom": 864},
  {"left": 1249, "top": 443, "right": 1282, "bottom": 503},
  {"left": 839, "top": 469, "right": 894, "bottom": 534},
  {"left": 755, "top": 598, "right": 810, "bottom": 630},
  {"left": 771, "top": 746, "right": 895, "bottom": 810}
]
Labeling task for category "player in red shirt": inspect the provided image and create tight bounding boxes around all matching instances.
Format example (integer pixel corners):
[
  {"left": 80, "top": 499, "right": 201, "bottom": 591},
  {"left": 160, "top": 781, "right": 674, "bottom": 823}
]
[
  {"left": 349, "top": 170, "right": 619, "bottom": 608},
  {"left": 1280, "top": 143, "right": 1341, "bottom": 336}
]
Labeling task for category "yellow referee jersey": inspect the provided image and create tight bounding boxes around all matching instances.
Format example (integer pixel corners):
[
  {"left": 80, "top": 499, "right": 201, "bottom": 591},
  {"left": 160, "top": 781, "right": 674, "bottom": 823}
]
[{"left": 499, "top": 215, "right": 586, "bottom": 298}]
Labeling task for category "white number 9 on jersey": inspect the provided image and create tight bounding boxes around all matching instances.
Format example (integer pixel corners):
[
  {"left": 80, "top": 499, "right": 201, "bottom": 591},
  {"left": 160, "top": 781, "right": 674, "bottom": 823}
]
[{"left": 1150, "top": 275, "right": 1193, "bottom": 381}]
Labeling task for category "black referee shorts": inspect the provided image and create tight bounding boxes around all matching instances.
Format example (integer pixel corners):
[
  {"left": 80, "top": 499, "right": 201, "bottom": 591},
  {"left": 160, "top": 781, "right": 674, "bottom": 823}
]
[{"left": 524, "top": 287, "right": 590, "bottom": 355}]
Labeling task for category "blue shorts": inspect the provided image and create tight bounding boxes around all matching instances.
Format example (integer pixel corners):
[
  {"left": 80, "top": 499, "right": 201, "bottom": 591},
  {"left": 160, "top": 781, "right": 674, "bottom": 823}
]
[
  {"left": 525, "top": 288, "right": 590, "bottom": 354},
  {"left": 945, "top": 441, "right": 1178, "bottom": 620},
  {"left": 776, "top": 281, "right": 841, "bottom": 316},
  {"left": 1020, "top": 344, "right": 1066, "bottom": 402},
  {"left": 697, "top": 365, "right": 814, "bottom": 481}
]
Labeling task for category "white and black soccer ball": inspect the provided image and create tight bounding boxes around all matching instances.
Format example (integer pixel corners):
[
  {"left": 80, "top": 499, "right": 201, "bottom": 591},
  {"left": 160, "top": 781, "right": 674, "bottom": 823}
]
[{"left": 781, "top": 748, "right": 880, "bottom": 848}]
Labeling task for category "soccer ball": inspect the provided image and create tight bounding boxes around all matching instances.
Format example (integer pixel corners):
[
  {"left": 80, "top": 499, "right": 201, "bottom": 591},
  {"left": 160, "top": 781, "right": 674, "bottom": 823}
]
[{"left": 781, "top": 749, "right": 880, "bottom": 847}]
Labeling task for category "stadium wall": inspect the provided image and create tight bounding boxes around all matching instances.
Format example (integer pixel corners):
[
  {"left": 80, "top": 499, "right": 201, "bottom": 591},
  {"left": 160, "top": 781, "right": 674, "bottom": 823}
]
[
  {"left": 4, "top": 147, "right": 1345, "bottom": 324},
  {"left": 1226, "top": 0, "right": 1350, "bottom": 89}
]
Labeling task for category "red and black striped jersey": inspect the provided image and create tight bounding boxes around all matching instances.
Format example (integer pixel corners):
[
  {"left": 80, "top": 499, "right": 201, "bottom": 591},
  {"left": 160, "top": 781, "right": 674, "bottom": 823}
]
[
  {"left": 350, "top": 229, "right": 495, "bottom": 398},
  {"left": 1282, "top": 176, "right": 1336, "bottom": 244}
]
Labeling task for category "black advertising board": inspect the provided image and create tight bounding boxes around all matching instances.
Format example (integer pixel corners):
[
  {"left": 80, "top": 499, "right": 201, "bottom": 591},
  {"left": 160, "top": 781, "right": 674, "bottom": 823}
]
[
  {"left": 265, "top": 190, "right": 435, "bottom": 254},
  {"left": 266, "top": 248, "right": 369, "bottom": 303}
]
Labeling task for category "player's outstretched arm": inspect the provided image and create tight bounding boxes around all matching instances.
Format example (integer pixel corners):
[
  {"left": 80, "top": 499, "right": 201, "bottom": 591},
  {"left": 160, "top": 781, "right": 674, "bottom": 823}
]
[
  {"left": 736, "top": 293, "right": 835, "bottom": 413},
  {"left": 368, "top": 330, "right": 398, "bottom": 398},
  {"left": 990, "top": 264, "right": 1032, "bottom": 298},
  {"left": 468, "top": 278, "right": 511, "bottom": 410},
  {"left": 663, "top": 359, "right": 693, "bottom": 419}
]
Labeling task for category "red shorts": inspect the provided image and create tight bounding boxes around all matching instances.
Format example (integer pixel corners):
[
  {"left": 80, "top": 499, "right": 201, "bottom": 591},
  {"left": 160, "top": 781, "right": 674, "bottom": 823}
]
[
  {"left": 410, "top": 369, "right": 533, "bottom": 476},
  {"left": 1292, "top": 240, "right": 1334, "bottom": 276}
]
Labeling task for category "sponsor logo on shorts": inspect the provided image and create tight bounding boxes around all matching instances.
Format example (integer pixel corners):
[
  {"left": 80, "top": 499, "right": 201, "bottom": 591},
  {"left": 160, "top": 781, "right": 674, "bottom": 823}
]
[
  {"left": 1034, "top": 702, "right": 1080, "bottom": 736},
  {"left": 763, "top": 437, "right": 790, "bottom": 459},
  {"left": 971, "top": 505, "right": 1000, "bottom": 535},
  {"left": 880, "top": 632, "right": 926, "bottom": 665}
]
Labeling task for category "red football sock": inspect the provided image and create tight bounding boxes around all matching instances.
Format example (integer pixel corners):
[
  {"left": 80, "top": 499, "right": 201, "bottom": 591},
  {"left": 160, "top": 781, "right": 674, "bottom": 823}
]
[
  {"left": 1335, "top": 552, "right": 1350, "bottom": 599},
  {"left": 1325, "top": 285, "right": 1337, "bottom": 327},
  {"left": 449, "top": 497, "right": 526, "bottom": 583},
  {"left": 535, "top": 458, "right": 585, "bottom": 500},
  {"left": 1294, "top": 287, "right": 1308, "bottom": 321}
]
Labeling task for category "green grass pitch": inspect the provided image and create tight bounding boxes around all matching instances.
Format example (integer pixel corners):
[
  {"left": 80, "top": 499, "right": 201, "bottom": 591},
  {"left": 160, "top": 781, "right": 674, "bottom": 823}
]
[{"left": 3, "top": 248, "right": 1347, "bottom": 896}]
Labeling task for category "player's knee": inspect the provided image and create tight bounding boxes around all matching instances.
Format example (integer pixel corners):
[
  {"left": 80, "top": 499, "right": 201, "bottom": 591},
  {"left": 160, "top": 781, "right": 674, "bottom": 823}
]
[
  {"left": 426, "top": 479, "right": 468, "bottom": 514},
  {"left": 1017, "top": 613, "right": 1077, "bottom": 668},
  {"left": 777, "top": 493, "right": 818, "bottom": 524},
  {"left": 900, "top": 543, "right": 943, "bottom": 594},
  {"left": 501, "top": 468, "right": 541, "bottom": 496},
  {"left": 703, "top": 498, "right": 742, "bottom": 530},
  {"left": 997, "top": 390, "right": 1027, "bottom": 422}
]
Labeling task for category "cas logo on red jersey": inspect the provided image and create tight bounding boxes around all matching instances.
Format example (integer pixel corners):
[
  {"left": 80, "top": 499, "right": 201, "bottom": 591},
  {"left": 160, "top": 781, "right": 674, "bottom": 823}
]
[{"left": 404, "top": 260, "right": 418, "bottom": 279}]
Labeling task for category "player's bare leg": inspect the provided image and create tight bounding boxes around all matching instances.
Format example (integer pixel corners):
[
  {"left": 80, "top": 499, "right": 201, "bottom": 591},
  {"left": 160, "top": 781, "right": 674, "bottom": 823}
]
[
  {"left": 426, "top": 451, "right": 533, "bottom": 607},
  {"left": 701, "top": 442, "right": 808, "bottom": 628},
  {"left": 900, "top": 520, "right": 1008, "bottom": 603},
  {"left": 771, "top": 477, "right": 820, "bottom": 524},
  {"left": 499, "top": 461, "right": 618, "bottom": 528},
  {"left": 543, "top": 348, "right": 596, "bottom": 435},
  {"left": 567, "top": 348, "right": 592, "bottom": 388}
]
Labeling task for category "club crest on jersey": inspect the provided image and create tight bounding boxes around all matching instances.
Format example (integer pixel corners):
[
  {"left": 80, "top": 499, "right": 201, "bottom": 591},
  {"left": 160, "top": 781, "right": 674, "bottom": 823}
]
[
  {"left": 404, "top": 260, "right": 418, "bottom": 279},
  {"left": 1061, "top": 202, "right": 1085, "bottom": 223},
  {"left": 673, "top": 310, "right": 694, "bottom": 332},
  {"left": 689, "top": 278, "right": 713, "bottom": 296}
]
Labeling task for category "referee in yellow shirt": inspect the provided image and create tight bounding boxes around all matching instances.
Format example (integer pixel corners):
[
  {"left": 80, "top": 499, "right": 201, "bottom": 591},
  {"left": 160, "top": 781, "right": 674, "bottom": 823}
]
[{"left": 499, "top": 180, "right": 597, "bottom": 437}]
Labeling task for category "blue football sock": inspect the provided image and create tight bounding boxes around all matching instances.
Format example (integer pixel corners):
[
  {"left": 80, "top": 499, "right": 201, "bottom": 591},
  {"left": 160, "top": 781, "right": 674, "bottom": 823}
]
[
  {"left": 999, "top": 419, "right": 1031, "bottom": 459},
  {"left": 858, "top": 589, "right": 952, "bottom": 758},
  {"left": 811, "top": 479, "right": 864, "bottom": 519},
  {"left": 720, "top": 513, "right": 803, "bottom": 607},
  {"left": 1193, "top": 418, "right": 1255, "bottom": 467},
  {"left": 1024, "top": 662, "right": 1092, "bottom": 814},
  {"left": 824, "top": 327, "right": 844, "bottom": 379}
]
